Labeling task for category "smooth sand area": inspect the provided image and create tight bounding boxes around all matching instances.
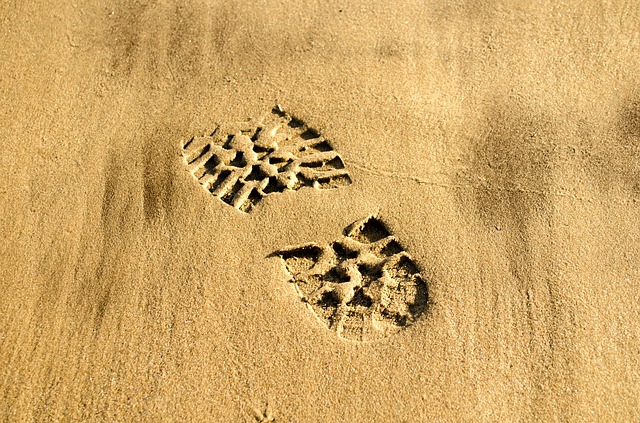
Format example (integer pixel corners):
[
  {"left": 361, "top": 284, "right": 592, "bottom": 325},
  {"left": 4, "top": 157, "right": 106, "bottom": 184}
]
[{"left": 1, "top": 1, "right": 639, "bottom": 421}]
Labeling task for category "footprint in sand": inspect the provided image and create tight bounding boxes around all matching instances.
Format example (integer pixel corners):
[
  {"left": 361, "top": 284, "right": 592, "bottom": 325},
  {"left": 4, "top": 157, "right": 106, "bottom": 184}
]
[
  {"left": 273, "top": 213, "right": 429, "bottom": 342},
  {"left": 181, "top": 105, "right": 352, "bottom": 212}
]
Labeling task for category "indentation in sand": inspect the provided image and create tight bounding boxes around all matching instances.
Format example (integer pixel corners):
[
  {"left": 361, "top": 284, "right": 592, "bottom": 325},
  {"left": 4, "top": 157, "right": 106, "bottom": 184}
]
[
  {"left": 181, "top": 105, "right": 351, "bottom": 212},
  {"left": 274, "top": 213, "right": 429, "bottom": 341},
  {"left": 251, "top": 402, "right": 276, "bottom": 422}
]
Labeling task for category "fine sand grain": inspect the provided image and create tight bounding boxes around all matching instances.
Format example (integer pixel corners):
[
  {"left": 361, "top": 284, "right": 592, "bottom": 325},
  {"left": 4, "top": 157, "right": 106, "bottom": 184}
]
[{"left": 1, "top": 1, "right": 640, "bottom": 421}]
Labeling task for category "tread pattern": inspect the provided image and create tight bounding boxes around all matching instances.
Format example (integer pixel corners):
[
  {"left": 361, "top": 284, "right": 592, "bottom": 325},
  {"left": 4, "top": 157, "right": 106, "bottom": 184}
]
[
  {"left": 181, "top": 106, "right": 351, "bottom": 212},
  {"left": 274, "top": 214, "right": 428, "bottom": 341}
]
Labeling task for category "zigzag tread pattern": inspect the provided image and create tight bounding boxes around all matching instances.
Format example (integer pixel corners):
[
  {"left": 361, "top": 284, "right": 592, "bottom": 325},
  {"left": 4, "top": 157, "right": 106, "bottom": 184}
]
[
  {"left": 181, "top": 106, "right": 352, "bottom": 212},
  {"left": 274, "top": 214, "right": 429, "bottom": 342}
]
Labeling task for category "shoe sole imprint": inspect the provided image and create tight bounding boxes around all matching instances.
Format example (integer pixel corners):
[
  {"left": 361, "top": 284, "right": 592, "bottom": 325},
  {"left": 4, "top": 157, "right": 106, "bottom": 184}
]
[
  {"left": 181, "top": 105, "right": 352, "bottom": 212},
  {"left": 273, "top": 213, "right": 429, "bottom": 342}
]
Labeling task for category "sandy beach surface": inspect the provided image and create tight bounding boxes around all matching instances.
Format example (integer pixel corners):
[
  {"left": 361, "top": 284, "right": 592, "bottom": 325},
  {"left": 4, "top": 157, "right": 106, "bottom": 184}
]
[{"left": 1, "top": 1, "right": 639, "bottom": 421}]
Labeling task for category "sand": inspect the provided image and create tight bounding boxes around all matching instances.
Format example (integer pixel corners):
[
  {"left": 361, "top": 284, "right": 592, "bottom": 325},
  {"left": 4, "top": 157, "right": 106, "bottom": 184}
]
[{"left": 1, "top": 0, "right": 639, "bottom": 421}]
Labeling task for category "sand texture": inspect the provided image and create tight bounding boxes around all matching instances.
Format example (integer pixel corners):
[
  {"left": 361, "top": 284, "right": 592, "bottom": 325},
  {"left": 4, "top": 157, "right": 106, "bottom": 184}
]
[{"left": 1, "top": 1, "right": 640, "bottom": 421}]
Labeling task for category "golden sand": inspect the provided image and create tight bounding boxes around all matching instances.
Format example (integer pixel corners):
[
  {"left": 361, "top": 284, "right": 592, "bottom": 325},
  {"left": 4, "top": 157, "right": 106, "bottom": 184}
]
[{"left": 1, "top": 1, "right": 639, "bottom": 421}]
